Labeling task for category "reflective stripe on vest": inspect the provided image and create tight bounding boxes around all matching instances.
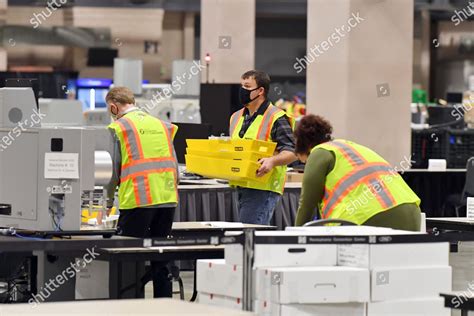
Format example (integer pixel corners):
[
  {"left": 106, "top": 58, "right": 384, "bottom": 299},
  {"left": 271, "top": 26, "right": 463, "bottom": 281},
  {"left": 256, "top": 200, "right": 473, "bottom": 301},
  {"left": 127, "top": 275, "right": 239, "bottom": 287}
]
[
  {"left": 322, "top": 162, "right": 394, "bottom": 219},
  {"left": 367, "top": 178, "right": 394, "bottom": 209},
  {"left": 320, "top": 140, "right": 397, "bottom": 213},
  {"left": 121, "top": 159, "right": 177, "bottom": 179},
  {"left": 256, "top": 106, "right": 282, "bottom": 140},
  {"left": 115, "top": 118, "right": 143, "bottom": 161},
  {"left": 229, "top": 105, "right": 283, "bottom": 141},
  {"left": 329, "top": 141, "right": 366, "bottom": 166},
  {"left": 229, "top": 109, "right": 244, "bottom": 138}
]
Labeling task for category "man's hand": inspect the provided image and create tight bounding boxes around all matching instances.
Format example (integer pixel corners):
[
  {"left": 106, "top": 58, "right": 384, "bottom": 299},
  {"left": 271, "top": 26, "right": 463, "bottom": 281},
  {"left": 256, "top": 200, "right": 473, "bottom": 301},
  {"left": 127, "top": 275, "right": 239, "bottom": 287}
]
[
  {"left": 257, "top": 157, "right": 275, "bottom": 177},
  {"left": 106, "top": 207, "right": 113, "bottom": 217}
]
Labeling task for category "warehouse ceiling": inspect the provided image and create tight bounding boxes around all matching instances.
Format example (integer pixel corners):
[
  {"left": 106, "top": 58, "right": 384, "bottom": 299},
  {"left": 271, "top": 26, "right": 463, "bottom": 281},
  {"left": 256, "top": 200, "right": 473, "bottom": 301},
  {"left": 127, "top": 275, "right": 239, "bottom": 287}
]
[{"left": 6, "top": 0, "right": 474, "bottom": 20}]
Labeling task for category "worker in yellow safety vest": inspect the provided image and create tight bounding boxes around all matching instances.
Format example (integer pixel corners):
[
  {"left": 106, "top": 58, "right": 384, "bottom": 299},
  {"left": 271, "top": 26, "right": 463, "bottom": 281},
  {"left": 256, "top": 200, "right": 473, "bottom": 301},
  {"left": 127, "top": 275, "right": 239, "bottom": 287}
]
[
  {"left": 229, "top": 70, "right": 297, "bottom": 225},
  {"left": 105, "top": 86, "right": 179, "bottom": 297},
  {"left": 294, "top": 114, "right": 421, "bottom": 231}
]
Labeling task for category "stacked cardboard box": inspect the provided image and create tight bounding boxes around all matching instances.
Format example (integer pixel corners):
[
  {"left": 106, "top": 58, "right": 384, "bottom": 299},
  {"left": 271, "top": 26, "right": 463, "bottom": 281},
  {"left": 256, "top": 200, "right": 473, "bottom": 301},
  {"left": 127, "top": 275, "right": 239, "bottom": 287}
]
[{"left": 197, "top": 227, "right": 451, "bottom": 315}]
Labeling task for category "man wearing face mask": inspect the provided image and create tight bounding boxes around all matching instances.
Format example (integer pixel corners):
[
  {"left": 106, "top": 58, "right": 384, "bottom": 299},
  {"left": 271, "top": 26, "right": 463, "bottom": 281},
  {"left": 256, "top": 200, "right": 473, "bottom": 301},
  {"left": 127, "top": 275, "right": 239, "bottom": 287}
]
[
  {"left": 105, "top": 86, "right": 179, "bottom": 298},
  {"left": 229, "top": 70, "right": 297, "bottom": 225}
]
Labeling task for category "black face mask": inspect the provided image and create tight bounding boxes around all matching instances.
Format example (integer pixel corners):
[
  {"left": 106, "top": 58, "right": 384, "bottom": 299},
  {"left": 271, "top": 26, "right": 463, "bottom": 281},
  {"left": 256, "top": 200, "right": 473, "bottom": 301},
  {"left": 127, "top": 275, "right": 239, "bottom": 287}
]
[{"left": 239, "top": 86, "right": 261, "bottom": 106}]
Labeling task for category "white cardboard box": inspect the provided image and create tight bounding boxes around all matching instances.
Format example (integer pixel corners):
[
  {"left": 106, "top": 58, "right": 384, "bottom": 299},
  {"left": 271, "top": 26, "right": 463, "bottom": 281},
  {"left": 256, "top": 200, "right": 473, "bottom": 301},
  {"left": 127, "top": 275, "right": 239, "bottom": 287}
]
[
  {"left": 270, "top": 266, "right": 370, "bottom": 304},
  {"left": 255, "top": 267, "right": 272, "bottom": 301},
  {"left": 367, "top": 298, "right": 450, "bottom": 316},
  {"left": 338, "top": 242, "right": 449, "bottom": 269},
  {"left": 197, "top": 259, "right": 242, "bottom": 298},
  {"left": 197, "top": 259, "right": 272, "bottom": 301},
  {"left": 254, "top": 299, "right": 272, "bottom": 316},
  {"left": 198, "top": 292, "right": 242, "bottom": 310},
  {"left": 371, "top": 266, "right": 452, "bottom": 301},
  {"left": 225, "top": 243, "right": 337, "bottom": 268},
  {"left": 270, "top": 303, "right": 366, "bottom": 316},
  {"left": 224, "top": 244, "right": 243, "bottom": 265}
]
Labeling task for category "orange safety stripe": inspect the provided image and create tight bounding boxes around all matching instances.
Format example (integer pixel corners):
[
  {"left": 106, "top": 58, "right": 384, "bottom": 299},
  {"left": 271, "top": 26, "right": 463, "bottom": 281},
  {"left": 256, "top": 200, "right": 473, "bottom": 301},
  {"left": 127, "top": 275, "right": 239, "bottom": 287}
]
[
  {"left": 115, "top": 120, "right": 134, "bottom": 161},
  {"left": 132, "top": 178, "right": 141, "bottom": 205},
  {"left": 122, "top": 157, "right": 175, "bottom": 171},
  {"left": 264, "top": 109, "right": 280, "bottom": 141},
  {"left": 327, "top": 141, "right": 367, "bottom": 167},
  {"left": 255, "top": 107, "right": 273, "bottom": 140},
  {"left": 229, "top": 109, "right": 244, "bottom": 137},
  {"left": 123, "top": 117, "right": 144, "bottom": 160},
  {"left": 322, "top": 168, "right": 394, "bottom": 219},
  {"left": 362, "top": 178, "right": 388, "bottom": 209},
  {"left": 359, "top": 178, "right": 394, "bottom": 209},
  {"left": 322, "top": 187, "right": 331, "bottom": 204},
  {"left": 170, "top": 124, "right": 176, "bottom": 139},
  {"left": 321, "top": 162, "right": 391, "bottom": 217},
  {"left": 143, "top": 175, "right": 153, "bottom": 205},
  {"left": 121, "top": 168, "right": 177, "bottom": 183},
  {"left": 325, "top": 143, "right": 355, "bottom": 167},
  {"left": 340, "top": 141, "right": 368, "bottom": 164}
]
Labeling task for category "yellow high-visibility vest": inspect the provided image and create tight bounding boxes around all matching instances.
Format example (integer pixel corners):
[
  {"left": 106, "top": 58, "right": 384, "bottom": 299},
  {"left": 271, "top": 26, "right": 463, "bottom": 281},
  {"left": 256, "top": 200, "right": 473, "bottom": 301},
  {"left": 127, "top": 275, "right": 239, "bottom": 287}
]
[
  {"left": 314, "top": 139, "right": 420, "bottom": 224},
  {"left": 108, "top": 110, "right": 179, "bottom": 209},
  {"left": 229, "top": 104, "right": 293, "bottom": 194}
]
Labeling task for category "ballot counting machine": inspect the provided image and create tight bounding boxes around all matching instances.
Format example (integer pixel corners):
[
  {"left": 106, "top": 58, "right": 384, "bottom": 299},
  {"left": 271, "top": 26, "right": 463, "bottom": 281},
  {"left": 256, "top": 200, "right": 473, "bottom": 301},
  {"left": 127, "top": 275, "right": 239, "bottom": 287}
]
[{"left": 0, "top": 87, "right": 114, "bottom": 232}]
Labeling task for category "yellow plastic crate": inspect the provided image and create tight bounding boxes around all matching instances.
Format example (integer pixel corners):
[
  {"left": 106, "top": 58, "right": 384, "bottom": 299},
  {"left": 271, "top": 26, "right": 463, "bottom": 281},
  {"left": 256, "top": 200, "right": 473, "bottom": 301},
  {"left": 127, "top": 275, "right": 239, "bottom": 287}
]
[
  {"left": 81, "top": 206, "right": 117, "bottom": 224},
  {"left": 186, "top": 148, "right": 270, "bottom": 162},
  {"left": 185, "top": 154, "right": 273, "bottom": 183},
  {"left": 186, "top": 139, "right": 276, "bottom": 156}
]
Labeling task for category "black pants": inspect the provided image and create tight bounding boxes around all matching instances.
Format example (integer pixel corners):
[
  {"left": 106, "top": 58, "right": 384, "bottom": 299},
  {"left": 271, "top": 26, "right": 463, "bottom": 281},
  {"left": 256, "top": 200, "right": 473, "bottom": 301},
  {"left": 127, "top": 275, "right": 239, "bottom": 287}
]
[{"left": 117, "top": 207, "right": 175, "bottom": 298}]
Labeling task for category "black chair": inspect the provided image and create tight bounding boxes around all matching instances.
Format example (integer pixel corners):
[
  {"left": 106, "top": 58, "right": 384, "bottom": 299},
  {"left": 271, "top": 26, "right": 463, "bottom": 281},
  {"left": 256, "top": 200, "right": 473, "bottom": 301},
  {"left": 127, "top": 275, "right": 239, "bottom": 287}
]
[
  {"left": 443, "top": 157, "right": 474, "bottom": 217},
  {"left": 303, "top": 219, "right": 357, "bottom": 227}
]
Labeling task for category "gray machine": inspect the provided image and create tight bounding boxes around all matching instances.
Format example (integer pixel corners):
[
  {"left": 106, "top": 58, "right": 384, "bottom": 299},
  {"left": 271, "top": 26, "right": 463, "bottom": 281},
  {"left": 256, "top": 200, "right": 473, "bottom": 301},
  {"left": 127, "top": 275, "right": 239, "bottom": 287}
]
[
  {"left": 38, "top": 98, "right": 83, "bottom": 127},
  {"left": 0, "top": 87, "right": 113, "bottom": 231}
]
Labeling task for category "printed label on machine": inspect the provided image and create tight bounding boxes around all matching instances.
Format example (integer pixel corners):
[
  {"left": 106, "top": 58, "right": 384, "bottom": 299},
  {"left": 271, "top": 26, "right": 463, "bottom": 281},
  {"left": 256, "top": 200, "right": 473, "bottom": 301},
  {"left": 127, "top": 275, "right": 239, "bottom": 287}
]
[
  {"left": 467, "top": 197, "right": 474, "bottom": 219},
  {"left": 44, "top": 153, "right": 79, "bottom": 179}
]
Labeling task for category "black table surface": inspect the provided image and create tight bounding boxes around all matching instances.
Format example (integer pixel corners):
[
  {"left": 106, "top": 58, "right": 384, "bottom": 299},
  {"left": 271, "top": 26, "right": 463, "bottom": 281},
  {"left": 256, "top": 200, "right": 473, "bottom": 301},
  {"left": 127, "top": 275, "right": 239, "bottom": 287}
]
[
  {"left": 427, "top": 218, "right": 474, "bottom": 231},
  {"left": 441, "top": 292, "right": 474, "bottom": 311},
  {"left": 0, "top": 235, "right": 142, "bottom": 253},
  {"left": 0, "top": 222, "right": 277, "bottom": 253}
]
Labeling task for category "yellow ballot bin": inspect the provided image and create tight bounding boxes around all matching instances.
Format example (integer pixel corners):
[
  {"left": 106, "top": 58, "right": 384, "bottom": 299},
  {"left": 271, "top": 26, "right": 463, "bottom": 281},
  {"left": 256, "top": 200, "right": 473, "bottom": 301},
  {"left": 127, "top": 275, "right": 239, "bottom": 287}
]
[
  {"left": 185, "top": 139, "right": 276, "bottom": 183},
  {"left": 81, "top": 206, "right": 117, "bottom": 224},
  {"left": 186, "top": 139, "right": 276, "bottom": 155}
]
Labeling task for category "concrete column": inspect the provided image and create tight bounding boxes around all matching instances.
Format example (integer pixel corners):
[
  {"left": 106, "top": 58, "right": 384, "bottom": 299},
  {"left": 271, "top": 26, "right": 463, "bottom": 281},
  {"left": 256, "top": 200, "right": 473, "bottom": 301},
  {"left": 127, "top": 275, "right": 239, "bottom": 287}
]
[
  {"left": 200, "top": 0, "right": 255, "bottom": 83},
  {"left": 183, "top": 12, "right": 195, "bottom": 60},
  {"left": 420, "top": 10, "right": 431, "bottom": 97},
  {"left": 0, "top": 0, "right": 7, "bottom": 71},
  {"left": 306, "top": 0, "right": 414, "bottom": 165},
  {"left": 62, "top": 7, "right": 75, "bottom": 70}
]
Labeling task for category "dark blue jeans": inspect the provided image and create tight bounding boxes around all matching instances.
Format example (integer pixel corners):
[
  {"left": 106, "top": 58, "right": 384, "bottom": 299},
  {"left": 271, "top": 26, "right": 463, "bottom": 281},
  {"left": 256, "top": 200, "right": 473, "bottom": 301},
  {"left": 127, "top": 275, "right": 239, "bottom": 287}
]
[{"left": 237, "top": 188, "right": 281, "bottom": 225}]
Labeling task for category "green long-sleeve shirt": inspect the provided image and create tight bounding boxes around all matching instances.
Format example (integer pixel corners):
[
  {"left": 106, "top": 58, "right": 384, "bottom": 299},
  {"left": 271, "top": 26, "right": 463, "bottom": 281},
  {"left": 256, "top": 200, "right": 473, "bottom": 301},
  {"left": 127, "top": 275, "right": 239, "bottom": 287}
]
[{"left": 295, "top": 148, "right": 335, "bottom": 226}]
